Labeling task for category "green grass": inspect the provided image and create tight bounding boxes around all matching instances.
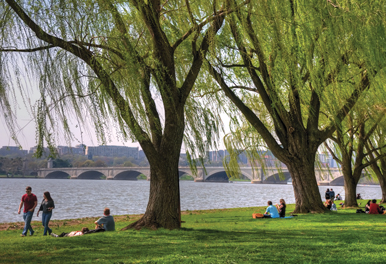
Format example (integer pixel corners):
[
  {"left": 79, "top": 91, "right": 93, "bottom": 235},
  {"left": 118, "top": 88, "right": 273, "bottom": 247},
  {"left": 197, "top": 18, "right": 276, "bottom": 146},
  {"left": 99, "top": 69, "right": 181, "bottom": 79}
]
[{"left": 1, "top": 201, "right": 386, "bottom": 263}]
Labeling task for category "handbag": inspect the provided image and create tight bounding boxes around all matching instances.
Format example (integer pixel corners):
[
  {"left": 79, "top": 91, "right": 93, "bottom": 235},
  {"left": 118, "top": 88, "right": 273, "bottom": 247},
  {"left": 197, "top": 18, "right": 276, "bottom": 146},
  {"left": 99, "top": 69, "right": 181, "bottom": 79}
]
[{"left": 252, "top": 213, "right": 264, "bottom": 218}]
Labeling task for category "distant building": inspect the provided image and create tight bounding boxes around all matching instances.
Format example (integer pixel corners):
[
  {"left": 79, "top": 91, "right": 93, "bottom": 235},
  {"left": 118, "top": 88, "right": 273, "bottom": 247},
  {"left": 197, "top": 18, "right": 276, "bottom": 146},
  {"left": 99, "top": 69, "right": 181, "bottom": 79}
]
[
  {"left": 318, "top": 152, "right": 339, "bottom": 168},
  {"left": 85, "top": 145, "right": 138, "bottom": 158},
  {"left": 0, "top": 146, "right": 28, "bottom": 156},
  {"left": 57, "top": 145, "right": 85, "bottom": 155},
  {"left": 28, "top": 146, "right": 50, "bottom": 155}
]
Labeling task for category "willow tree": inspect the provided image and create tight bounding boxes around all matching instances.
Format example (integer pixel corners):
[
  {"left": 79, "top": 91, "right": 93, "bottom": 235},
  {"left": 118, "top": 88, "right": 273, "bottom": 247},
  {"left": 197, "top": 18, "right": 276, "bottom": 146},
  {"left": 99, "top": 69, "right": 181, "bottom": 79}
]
[
  {"left": 324, "top": 104, "right": 386, "bottom": 207},
  {"left": 366, "top": 125, "right": 386, "bottom": 204},
  {"left": 1, "top": 0, "right": 240, "bottom": 229},
  {"left": 205, "top": 0, "right": 386, "bottom": 213}
]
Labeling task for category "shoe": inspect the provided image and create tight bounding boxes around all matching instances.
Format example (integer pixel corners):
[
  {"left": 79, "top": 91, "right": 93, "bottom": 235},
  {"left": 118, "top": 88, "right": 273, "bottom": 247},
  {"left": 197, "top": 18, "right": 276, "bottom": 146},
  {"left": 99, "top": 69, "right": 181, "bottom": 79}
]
[
  {"left": 51, "top": 233, "right": 59, "bottom": 237},
  {"left": 30, "top": 231, "right": 34, "bottom": 236},
  {"left": 48, "top": 230, "right": 52, "bottom": 235},
  {"left": 20, "top": 234, "right": 26, "bottom": 237}
]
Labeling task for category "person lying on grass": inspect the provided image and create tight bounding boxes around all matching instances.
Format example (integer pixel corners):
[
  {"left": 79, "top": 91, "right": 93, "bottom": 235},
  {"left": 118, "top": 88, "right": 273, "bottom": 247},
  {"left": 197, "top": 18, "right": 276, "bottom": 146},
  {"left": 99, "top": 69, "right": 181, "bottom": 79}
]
[
  {"left": 263, "top": 201, "right": 280, "bottom": 218},
  {"left": 51, "top": 227, "right": 89, "bottom": 237}
]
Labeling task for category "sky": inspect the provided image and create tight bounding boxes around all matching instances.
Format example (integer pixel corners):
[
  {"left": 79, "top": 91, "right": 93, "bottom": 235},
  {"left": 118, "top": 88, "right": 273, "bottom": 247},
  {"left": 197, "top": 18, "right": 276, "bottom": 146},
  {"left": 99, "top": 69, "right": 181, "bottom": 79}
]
[{"left": 0, "top": 110, "right": 141, "bottom": 151}]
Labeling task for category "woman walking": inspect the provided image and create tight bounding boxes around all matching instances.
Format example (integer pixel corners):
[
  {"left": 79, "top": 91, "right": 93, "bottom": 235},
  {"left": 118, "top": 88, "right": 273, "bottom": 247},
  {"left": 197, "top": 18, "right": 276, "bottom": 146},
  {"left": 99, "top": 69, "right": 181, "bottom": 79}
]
[{"left": 37, "top": 191, "right": 55, "bottom": 236}]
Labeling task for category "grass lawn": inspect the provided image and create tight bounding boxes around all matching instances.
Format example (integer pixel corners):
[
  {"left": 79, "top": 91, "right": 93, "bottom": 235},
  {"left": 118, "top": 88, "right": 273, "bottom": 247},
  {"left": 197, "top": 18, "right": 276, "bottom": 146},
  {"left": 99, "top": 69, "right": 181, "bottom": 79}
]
[{"left": 1, "top": 200, "right": 385, "bottom": 263}]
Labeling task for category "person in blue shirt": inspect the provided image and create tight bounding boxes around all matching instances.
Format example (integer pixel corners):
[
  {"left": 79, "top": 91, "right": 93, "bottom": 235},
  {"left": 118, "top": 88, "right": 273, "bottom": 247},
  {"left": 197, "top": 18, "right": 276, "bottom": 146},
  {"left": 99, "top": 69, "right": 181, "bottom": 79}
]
[
  {"left": 94, "top": 208, "right": 115, "bottom": 231},
  {"left": 263, "top": 201, "right": 280, "bottom": 218}
]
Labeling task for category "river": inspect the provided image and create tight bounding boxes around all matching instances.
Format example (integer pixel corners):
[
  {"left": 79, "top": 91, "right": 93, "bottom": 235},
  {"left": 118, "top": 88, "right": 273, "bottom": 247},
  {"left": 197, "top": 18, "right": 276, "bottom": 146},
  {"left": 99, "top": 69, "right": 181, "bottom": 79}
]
[{"left": 0, "top": 178, "right": 382, "bottom": 223}]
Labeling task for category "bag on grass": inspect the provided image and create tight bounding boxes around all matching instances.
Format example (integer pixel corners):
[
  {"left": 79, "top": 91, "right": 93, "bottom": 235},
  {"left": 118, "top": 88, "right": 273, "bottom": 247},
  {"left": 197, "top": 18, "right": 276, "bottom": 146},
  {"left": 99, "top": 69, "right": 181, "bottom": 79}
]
[
  {"left": 356, "top": 209, "right": 365, "bottom": 213},
  {"left": 252, "top": 213, "right": 264, "bottom": 218}
]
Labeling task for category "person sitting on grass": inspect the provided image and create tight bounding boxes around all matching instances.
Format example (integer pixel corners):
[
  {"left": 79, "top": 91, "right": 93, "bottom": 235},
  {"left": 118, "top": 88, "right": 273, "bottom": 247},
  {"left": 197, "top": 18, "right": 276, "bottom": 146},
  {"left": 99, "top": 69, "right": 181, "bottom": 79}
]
[
  {"left": 335, "top": 194, "right": 342, "bottom": 200},
  {"left": 51, "top": 227, "right": 89, "bottom": 237},
  {"left": 95, "top": 208, "right": 115, "bottom": 231},
  {"left": 356, "top": 193, "right": 362, "bottom": 200},
  {"left": 330, "top": 200, "right": 337, "bottom": 211},
  {"left": 369, "top": 199, "right": 382, "bottom": 214},
  {"left": 324, "top": 199, "right": 332, "bottom": 210},
  {"left": 263, "top": 201, "right": 280, "bottom": 218},
  {"left": 275, "top": 199, "right": 286, "bottom": 218},
  {"left": 365, "top": 200, "right": 371, "bottom": 213}
]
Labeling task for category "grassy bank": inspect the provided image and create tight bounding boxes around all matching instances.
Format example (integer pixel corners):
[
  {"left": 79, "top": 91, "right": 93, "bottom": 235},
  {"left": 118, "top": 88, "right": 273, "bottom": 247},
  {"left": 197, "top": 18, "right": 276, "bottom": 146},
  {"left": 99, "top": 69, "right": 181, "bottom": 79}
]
[{"left": 1, "top": 201, "right": 385, "bottom": 263}]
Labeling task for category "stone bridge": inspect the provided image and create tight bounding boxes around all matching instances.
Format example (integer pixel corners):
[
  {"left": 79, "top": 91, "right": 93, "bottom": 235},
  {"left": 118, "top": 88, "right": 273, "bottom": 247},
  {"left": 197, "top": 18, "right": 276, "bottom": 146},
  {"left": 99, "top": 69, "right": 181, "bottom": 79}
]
[{"left": 37, "top": 166, "right": 349, "bottom": 185}]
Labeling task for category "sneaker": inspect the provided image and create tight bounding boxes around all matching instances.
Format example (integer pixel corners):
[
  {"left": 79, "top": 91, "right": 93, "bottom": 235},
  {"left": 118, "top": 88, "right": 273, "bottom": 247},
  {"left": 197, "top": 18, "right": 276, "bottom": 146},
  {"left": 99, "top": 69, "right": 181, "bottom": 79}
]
[
  {"left": 48, "top": 229, "right": 52, "bottom": 235},
  {"left": 30, "top": 231, "right": 34, "bottom": 236},
  {"left": 20, "top": 234, "right": 26, "bottom": 237}
]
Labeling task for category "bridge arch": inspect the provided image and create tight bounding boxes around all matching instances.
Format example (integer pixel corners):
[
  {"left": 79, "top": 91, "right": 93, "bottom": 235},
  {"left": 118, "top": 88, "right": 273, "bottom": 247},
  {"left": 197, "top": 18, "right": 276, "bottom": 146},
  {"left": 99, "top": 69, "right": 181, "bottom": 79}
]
[
  {"left": 114, "top": 170, "right": 141, "bottom": 180},
  {"left": 45, "top": 171, "right": 70, "bottom": 179},
  {"left": 77, "top": 170, "right": 105, "bottom": 179},
  {"left": 205, "top": 169, "right": 252, "bottom": 182},
  {"left": 178, "top": 170, "right": 194, "bottom": 180},
  {"left": 329, "top": 176, "right": 344, "bottom": 186},
  {"left": 263, "top": 172, "right": 291, "bottom": 184},
  {"left": 205, "top": 171, "right": 229, "bottom": 182}
]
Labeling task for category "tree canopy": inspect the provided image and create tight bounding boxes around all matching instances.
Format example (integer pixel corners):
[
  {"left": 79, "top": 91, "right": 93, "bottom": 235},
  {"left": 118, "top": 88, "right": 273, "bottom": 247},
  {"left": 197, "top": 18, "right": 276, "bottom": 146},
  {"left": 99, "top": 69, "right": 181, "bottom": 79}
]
[
  {"left": 205, "top": 0, "right": 386, "bottom": 212},
  {"left": 1, "top": 0, "right": 239, "bottom": 229}
]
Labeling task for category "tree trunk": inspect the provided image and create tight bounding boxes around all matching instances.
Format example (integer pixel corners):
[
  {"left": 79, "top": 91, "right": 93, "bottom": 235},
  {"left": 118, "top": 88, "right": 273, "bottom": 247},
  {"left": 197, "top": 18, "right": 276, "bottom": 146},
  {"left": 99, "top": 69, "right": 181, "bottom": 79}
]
[
  {"left": 343, "top": 176, "right": 359, "bottom": 207},
  {"left": 286, "top": 159, "right": 327, "bottom": 213},
  {"left": 377, "top": 174, "right": 386, "bottom": 204},
  {"left": 370, "top": 167, "right": 386, "bottom": 204},
  {"left": 122, "top": 110, "right": 185, "bottom": 230},
  {"left": 122, "top": 162, "right": 181, "bottom": 230}
]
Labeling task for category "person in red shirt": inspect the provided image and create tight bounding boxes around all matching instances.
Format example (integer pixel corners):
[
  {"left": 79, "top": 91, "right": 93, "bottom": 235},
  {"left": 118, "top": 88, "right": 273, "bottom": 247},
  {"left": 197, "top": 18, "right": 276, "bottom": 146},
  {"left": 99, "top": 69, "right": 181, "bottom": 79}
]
[
  {"left": 369, "top": 199, "right": 381, "bottom": 214},
  {"left": 18, "top": 186, "right": 37, "bottom": 237}
]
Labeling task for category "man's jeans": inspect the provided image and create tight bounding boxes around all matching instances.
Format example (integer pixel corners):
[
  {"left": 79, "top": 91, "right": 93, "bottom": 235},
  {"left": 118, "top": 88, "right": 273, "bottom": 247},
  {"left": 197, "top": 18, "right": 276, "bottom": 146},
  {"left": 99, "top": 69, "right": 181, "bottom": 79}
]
[
  {"left": 22, "top": 211, "right": 34, "bottom": 235},
  {"left": 42, "top": 212, "right": 52, "bottom": 235}
]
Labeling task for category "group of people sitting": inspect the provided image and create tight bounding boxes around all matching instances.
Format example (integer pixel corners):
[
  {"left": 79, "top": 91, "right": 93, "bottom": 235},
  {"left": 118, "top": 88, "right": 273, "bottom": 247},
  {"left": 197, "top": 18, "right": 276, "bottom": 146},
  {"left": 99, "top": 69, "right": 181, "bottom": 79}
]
[
  {"left": 51, "top": 208, "right": 115, "bottom": 237},
  {"left": 324, "top": 188, "right": 338, "bottom": 211},
  {"left": 263, "top": 199, "right": 286, "bottom": 218},
  {"left": 365, "top": 199, "right": 385, "bottom": 214}
]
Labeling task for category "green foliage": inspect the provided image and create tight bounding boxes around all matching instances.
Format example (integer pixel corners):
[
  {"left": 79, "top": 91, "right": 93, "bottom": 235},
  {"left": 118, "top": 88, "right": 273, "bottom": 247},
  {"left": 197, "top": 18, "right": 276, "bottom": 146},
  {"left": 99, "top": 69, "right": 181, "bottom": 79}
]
[
  {"left": 202, "top": 0, "right": 386, "bottom": 185},
  {"left": 0, "top": 157, "right": 23, "bottom": 175},
  {"left": 52, "top": 158, "right": 72, "bottom": 168},
  {"left": 136, "top": 174, "right": 147, "bottom": 180},
  {"left": 1, "top": 204, "right": 386, "bottom": 263},
  {"left": 179, "top": 174, "right": 194, "bottom": 181},
  {"left": 0, "top": 0, "right": 227, "bottom": 164}
]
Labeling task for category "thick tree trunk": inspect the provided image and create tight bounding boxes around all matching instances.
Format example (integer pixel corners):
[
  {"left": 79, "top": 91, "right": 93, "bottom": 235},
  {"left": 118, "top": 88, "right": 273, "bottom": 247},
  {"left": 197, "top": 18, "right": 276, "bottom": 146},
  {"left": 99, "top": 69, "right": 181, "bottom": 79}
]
[
  {"left": 287, "top": 160, "right": 327, "bottom": 213},
  {"left": 122, "top": 109, "right": 185, "bottom": 230},
  {"left": 343, "top": 176, "right": 359, "bottom": 207},
  {"left": 122, "top": 161, "right": 181, "bottom": 230}
]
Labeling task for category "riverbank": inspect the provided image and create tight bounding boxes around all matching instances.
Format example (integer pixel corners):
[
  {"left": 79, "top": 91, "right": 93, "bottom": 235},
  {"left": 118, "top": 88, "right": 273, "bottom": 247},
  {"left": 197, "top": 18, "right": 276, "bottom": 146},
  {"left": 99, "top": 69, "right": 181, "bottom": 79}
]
[{"left": 1, "top": 202, "right": 385, "bottom": 263}]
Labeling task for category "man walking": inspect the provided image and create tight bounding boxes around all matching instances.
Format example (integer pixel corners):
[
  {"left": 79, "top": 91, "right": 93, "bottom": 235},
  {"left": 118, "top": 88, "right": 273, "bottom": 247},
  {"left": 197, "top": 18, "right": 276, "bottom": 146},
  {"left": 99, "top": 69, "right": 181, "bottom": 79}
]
[{"left": 18, "top": 186, "right": 37, "bottom": 237}]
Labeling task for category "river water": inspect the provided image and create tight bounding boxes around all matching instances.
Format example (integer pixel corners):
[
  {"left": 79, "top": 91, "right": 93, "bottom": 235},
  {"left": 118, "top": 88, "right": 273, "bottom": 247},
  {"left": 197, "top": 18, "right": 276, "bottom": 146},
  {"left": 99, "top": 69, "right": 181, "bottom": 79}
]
[{"left": 0, "top": 178, "right": 382, "bottom": 223}]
